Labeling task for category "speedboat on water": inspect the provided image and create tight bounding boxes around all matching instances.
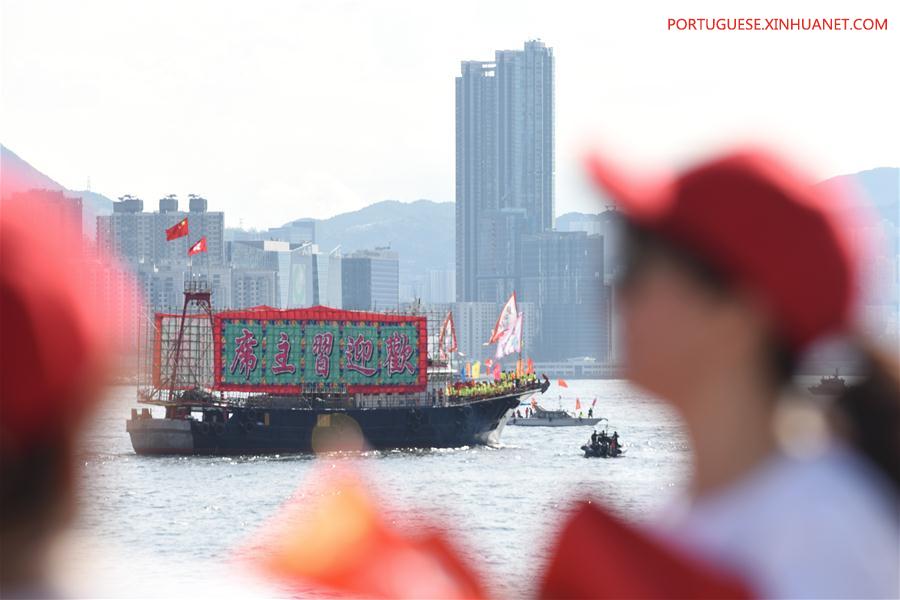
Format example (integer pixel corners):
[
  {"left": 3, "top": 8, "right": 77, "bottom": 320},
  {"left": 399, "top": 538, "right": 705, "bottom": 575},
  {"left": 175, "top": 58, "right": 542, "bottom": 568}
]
[
  {"left": 508, "top": 402, "right": 601, "bottom": 427},
  {"left": 581, "top": 420, "right": 624, "bottom": 458}
]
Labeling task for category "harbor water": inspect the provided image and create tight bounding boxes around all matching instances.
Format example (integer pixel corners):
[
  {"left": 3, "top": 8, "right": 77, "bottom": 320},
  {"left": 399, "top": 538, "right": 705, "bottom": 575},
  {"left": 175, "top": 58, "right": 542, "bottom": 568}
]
[{"left": 73, "top": 380, "right": 691, "bottom": 597}]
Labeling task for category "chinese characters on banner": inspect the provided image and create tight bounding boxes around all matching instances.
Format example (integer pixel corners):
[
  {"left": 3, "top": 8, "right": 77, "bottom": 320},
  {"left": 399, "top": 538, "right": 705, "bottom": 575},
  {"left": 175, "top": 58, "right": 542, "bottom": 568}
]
[{"left": 214, "top": 308, "right": 426, "bottom": 393}]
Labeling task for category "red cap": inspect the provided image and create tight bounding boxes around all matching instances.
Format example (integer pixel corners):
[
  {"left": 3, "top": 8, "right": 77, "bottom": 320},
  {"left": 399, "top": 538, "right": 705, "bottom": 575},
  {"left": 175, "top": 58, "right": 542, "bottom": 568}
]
[
  {"left": 585, "top": 148, "right": 859, "bottom": 351},
  {"left": 1, "top": 197, "right": 137, "bottom": 454}
]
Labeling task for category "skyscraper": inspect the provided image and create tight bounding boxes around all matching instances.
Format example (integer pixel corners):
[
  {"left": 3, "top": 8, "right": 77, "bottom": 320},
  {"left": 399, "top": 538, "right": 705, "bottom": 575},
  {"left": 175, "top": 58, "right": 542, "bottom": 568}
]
[
  {"left": 341, "top": 248, "right": 400, "bottom": 311},
  {"left": 456, "top": 40, "right": 555, "bottom": 302}
]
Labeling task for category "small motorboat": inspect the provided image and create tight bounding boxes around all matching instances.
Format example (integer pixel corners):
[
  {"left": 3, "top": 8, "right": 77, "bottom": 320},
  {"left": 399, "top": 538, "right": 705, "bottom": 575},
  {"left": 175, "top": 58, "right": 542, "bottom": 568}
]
[{"left": 581, "top": 419, "right": 624, "bottom": 458}]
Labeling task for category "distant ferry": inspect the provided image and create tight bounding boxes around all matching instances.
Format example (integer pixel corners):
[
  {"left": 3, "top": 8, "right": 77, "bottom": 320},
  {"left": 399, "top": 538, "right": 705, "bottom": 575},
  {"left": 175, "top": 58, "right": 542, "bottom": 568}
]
[
  {"left": 127, "top": 286, "right": 543, "bottom": 455},
  {"left": 808, "top": 368, "right": 848, "bottom": 396}
]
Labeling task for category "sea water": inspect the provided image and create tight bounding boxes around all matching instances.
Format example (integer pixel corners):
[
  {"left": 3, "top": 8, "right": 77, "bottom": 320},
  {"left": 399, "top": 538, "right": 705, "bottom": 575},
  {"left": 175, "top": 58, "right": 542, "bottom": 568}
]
[{"left": 73, "top": 380, "right": 691, "bottom": 597}]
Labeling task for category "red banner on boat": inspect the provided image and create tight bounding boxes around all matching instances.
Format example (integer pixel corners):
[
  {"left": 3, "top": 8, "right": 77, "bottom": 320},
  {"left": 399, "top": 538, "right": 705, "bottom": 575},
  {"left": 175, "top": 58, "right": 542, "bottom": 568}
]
[{"left": 213, "top": 306, "right": 427, "bottom": 394}]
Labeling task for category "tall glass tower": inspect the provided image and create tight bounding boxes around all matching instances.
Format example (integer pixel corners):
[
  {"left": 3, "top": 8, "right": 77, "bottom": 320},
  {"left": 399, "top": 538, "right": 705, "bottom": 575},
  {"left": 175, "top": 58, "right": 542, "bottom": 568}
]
[{"left": 455, "top": 40, "right": 555, "bottom": 302}]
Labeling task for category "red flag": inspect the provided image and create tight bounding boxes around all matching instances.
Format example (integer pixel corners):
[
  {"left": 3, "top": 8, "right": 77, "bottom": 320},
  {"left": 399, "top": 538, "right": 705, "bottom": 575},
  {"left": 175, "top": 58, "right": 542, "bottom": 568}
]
[
  {"left": 540, "top": 502, "right": 753, "bottom": 599},
  {"left": 557, "top": 379, "right": 569, "bottom": 388},
  {"left": 492, "top": 363, "right": 501, "bottom": 381},
  {"left": 245, "top": 467, "right": 487, "bottom": 599},
  {"left": 526, "top": 357, "right": 534, "bottom": 374},
  {"left": 166, "top": 217, "right": 188, "bottom": 241},
  {"left": 575, "top": 398, "right": 581, "bottom": 410},
  {"left": 592, "top": 398, "right": 597, "bottom": 407},
  {"left": 188, "top": 236, "right": 207, "bottom": 256}
]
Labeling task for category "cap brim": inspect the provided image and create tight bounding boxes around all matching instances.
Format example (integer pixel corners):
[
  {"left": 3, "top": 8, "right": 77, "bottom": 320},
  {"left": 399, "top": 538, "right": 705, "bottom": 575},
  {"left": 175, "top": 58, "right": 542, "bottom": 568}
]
[{"left": 583, "top": 152, "right": 673, "bottom": 224}]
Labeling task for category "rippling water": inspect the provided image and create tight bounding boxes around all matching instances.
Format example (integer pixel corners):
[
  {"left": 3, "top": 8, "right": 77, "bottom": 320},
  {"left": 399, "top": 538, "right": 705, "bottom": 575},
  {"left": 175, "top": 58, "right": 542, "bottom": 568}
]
[{"left": 74, "top": 380, "right": 691, "bottom": 597}]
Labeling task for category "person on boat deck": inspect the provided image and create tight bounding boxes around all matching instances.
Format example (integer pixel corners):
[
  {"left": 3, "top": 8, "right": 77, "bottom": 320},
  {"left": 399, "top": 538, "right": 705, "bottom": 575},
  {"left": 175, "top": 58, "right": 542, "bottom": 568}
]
[
  {"left": 588, "top": 407, "right": 593, "bottom": 418},
  {"left": 542, "top": 148, "right": 899, "bottom": 599},
  {"left": 590, "top": 430, "right": 599, "bottom": 447}
]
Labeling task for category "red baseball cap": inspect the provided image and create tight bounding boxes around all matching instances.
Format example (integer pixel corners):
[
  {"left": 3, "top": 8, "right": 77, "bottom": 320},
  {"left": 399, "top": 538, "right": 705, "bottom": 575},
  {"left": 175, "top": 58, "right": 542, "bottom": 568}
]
[
  {"left": 1, "top": 198, "right": 138, "bottom": 454},
  {"left": 585, "top": 148, "right": 860, "bottom": 351}
]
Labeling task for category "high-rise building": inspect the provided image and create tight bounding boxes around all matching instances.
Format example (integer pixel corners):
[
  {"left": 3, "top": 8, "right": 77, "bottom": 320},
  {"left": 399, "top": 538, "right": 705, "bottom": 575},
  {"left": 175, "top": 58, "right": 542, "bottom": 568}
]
[
  {"left": 341, "top": 247, "right": 399, "bottom": 311},
  {"left": 520, "top": 231, "right": 610, "bottom": 361},
  {"left": 135, "top": 264, "right": 231, "bottom": 311},
  {"left": 426, "top": 269, "right": 456, "bottom": 304},
  {"left": 97, "top": 195, "right": 225, "bottom": 267},
  {"left": 227, "top": 240, "right": 342, "bottom": 309},
  {"left": 285, "top": 243, "right": 342, "bottom": 309},
  {"left": 231, "top": 269, "right": 277, "bottom": 308},
  {"left": 456, "top": 40, "right": 555, "bottom": 302}
]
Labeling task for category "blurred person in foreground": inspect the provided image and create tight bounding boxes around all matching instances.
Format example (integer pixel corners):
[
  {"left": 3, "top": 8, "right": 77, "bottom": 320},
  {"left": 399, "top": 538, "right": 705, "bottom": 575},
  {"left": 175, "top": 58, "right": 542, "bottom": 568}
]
[
  {"left": 541, "top": 148, "right": 899, "bottom": 598},
  {"left": 0, "top": 199, "right": 132, "bottom": 597}
]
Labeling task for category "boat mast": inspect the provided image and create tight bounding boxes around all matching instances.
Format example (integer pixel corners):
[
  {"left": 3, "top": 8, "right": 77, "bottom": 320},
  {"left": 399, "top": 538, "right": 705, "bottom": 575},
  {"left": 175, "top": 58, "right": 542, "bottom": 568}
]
[{"left": 167, "top": 276, "right": 214, "bottom": 402}]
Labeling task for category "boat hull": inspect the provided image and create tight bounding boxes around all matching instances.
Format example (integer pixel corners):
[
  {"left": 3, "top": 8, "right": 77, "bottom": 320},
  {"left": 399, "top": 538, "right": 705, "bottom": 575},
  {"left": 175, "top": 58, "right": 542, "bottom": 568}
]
[
  {"left": 508, "top": 417, "right": 601, "bottom": 427},
  {"left": 127, "top": 393, "right": 525, "bottom": 455}
]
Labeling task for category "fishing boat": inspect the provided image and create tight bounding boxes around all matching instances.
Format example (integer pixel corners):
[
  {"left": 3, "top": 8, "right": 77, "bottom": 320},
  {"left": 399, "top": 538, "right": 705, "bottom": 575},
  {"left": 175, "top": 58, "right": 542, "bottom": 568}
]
[
  {"left": 808, "top": 368, "right": 847, "bottom": 396},
  {"left": 126, "top": 282, "right": 544, "bottom": 455}
]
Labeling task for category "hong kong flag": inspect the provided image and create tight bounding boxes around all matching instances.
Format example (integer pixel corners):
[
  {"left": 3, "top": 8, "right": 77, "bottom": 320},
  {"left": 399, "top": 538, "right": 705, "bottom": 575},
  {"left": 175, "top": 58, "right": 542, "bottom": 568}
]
[
  {"left": 165, "top": 217, "right": 188, "bottom": 241},
  {"left": 188, "top": 236, "right": 207, "bottom": 256}
]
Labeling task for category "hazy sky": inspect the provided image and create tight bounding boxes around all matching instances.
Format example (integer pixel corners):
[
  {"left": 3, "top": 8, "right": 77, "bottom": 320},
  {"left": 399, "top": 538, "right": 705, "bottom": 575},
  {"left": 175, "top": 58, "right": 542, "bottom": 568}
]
[{"left": 2, "top": 0, "right": 899, "bottom": 228}]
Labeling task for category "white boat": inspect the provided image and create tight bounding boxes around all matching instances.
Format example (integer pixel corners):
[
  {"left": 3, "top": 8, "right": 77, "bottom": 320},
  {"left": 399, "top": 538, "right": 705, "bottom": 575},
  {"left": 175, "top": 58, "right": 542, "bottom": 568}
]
[{"left": 508, "top": 404, "right": 600, "bottom": 427}]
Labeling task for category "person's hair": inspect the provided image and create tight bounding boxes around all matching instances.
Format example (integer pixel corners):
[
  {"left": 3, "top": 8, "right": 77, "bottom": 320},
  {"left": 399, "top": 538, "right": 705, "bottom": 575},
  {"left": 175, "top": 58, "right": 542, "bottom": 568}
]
[{"left": 620, "top": 221, "right": 900, "bottom": 491}]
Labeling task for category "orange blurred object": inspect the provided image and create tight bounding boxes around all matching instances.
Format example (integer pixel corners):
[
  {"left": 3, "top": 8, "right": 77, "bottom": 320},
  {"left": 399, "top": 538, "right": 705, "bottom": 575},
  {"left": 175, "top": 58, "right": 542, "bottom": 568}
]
[
  {"left": 244, "top": 467, "right": 487, "bottom": 599},
  {"left": 557, "top": 379, "right": 569, "bottom": 388},
  {"left": 539, "top": 502, "right": 755, "bottom": 599}
]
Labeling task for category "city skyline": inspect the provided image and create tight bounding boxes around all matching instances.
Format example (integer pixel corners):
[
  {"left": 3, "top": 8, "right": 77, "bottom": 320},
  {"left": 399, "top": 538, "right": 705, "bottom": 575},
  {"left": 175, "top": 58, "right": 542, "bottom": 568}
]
[{"left": 2, "top": 0, "right": 898, "bottom": 229}]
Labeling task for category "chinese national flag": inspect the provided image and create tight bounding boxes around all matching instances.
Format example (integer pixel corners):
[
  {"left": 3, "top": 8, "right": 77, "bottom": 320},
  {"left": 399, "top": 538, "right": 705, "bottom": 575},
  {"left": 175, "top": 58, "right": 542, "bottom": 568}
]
[
  {"left": 575, "top": 398, "right": 581, "bottom": 410},
  {"left": 165, "top": 217, "right": 188, "bottom": 240},
  {"left": 188, "top": 237, "right": 207, "bottom": 256},
  {"left": 557, "top": 378, "right": 569, "bottom": 388}
]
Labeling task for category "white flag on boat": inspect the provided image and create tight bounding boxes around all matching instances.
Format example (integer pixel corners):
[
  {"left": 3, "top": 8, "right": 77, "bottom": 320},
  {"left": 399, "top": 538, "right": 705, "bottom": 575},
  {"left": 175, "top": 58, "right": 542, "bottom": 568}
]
[
  {"left": 495, "top": 312, "right": 523, "bottom": 359},
  {"left": 488, "top": 292, "right": 518, "bottom": 344},
  {"left": 437, "top": 311, "right": 457, "bottom": 360}
]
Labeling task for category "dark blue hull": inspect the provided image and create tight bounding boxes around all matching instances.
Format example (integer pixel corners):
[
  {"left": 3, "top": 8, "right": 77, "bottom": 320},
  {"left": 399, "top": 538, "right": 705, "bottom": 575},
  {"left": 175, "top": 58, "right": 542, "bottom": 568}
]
[{"left": 127, "top": 392, "right": 529, "bottom": 455}]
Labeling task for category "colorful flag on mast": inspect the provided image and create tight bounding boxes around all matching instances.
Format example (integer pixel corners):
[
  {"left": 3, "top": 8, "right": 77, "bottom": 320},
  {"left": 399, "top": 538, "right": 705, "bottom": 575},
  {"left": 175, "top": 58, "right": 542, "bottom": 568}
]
[
  {"left": 557, "top": 379, "right": 569, "bottom": 388},
  {"left": 166, "top": 217, "right": 188, "bottom": 240},
  {"left": 592, "top": 398, "right": 598, "bottom": 407},
  {"left": 495, "top": 312, "right": 523, "bottom": 359},
  {"left": 188, "top": 236, "right": 207, "bottom": 256},
  {"left": 526, "top": 357, "right": 534, "bottom": 374},
  {"left": 575, "top": 398, "right": 581, "bottom": 410},
  {"left": 488, "top": 292, "right": 518, "bottom": 344}
]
